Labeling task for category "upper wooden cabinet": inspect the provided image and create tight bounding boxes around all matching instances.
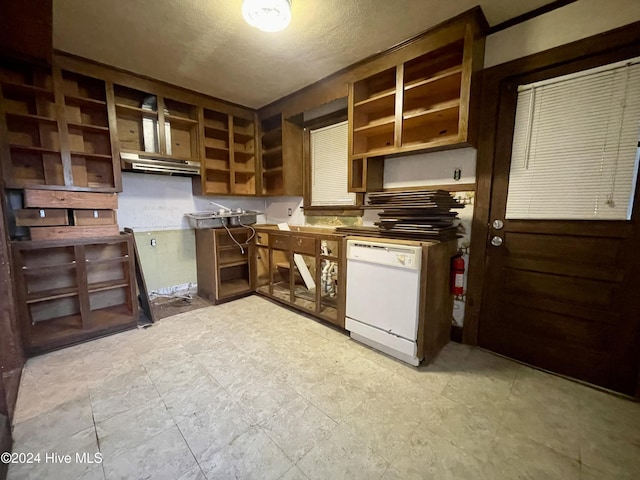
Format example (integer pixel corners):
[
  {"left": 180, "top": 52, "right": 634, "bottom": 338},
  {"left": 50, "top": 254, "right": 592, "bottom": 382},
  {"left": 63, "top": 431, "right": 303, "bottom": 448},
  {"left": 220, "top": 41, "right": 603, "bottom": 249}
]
[
  {"left": 259, "top": 113, "right": 303, "bottom": 196},
  {"left": 349, "top": 23, "right": 484, "bottom": 163},
  {"left": 113, "top": 85, "right": 200, "bottom": 163},
  {"left": 195, "top": 109, "right": 258, "bottom": 196},
  {"left": 0, "top": 62, "right": 121, "bottom": 192}
]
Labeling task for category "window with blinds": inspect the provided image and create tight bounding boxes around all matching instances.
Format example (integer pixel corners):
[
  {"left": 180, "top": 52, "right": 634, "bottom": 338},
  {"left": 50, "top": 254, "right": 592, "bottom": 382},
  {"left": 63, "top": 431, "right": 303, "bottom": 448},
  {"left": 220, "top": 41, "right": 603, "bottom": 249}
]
[
  {"left": 506, "top": 56, "right": 640, "bottom": 220},
  {"left": 310, "top": 121, "right": 356, "bottom": 206}
]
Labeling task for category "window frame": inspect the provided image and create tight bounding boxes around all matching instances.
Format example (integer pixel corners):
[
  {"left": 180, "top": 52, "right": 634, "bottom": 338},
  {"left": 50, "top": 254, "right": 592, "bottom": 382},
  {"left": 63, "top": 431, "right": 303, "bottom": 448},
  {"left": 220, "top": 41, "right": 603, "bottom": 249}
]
[{"left": 302, "top": 110, "right": 364, "bottom": 216}]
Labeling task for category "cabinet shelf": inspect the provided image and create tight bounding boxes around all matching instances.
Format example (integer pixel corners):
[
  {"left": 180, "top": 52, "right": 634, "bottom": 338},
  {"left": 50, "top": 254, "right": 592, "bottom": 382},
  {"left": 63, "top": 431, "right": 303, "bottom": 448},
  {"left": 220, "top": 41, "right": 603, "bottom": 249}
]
[
  {"left": 263, "top": 167, "right": 284, "bottom": 175},
  {"left": 203, "top": 119, "right": 228, "bottom": 132},
  {"left": 165, "top": 113, "right": 198, "bottom": 126},
  {"left": 86, "top": 255, "right": 129, "bottom": 266},
  {"left": 29, "top": 304, "right": 135, "bottom": 349},
  {"left": 9, "top": 144, "right": 60, "bottom": 155},
  {"left": 403, "top": 100, "right": 460, "bottom": 123},
  {"left": 23, "top": 261, "right": 77, "bottom": 273},
  {"left": 204, "top": 139, "right": 229, "bottom": 151},
  {"left": 64, "top": 95, "right": 107, "bottom": 108},
  {"left": 353, "top": 89, "right": 396, "bottom": 113},
  {"left": 205, "top": 167, "right": 231, "bottom": 173},
  {"left": 88, "top": 279, "right": 130, "bottom": 293},
  {"left": 404, "top": 66, "right": 463, "bottom": 92},
  {"left": 234, "top": 131, "right": 254, "bottom": 144},
  {"left": 233, "top": 150, "right": 255, "bottom": 162},
  {"left": 6, "top": 112, "right": 57, "bottom": 124},
  {"left": 219, "top": 260, "right": 249, "bottom": 269},
  {"left": 2, "top": 82, "right": 55, "bottom": 100},
  {"left": 26, "top": 286, "right": 78, "bottom": 304},
  {"left": 219, "top": 278, "right": 251, "bottom": 297},
  {"left": 261, "top": 128, "right": 282, "bottom": 145},
  {"left": 70, "top": 151, "right": 113, "bottom": 160},
  {"left": 262, "top": 145, "right": 283, "bottom": 157},
  {"left": 66, "top": 121, "right": 110, "bottom": 133},
  {"left": 115, "top": 103, "right": 158, "bottom": 118},
  {"left": 353, "top": 119, "right": 395, "bottom": 136}
]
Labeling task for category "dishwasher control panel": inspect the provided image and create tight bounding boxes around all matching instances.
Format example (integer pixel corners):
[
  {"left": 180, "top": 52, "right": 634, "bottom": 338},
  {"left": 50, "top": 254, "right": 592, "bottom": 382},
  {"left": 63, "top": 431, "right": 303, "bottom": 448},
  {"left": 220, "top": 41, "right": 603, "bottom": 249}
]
[{"left": 347, "top": 240, "right": 421, "bottom": 270}]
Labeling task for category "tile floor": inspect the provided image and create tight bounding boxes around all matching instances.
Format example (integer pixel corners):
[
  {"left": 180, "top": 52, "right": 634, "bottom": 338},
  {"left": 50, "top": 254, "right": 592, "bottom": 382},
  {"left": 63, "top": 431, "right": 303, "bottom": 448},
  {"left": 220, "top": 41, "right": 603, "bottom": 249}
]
[{"left": 8, "top": 295, "right": 640, "bottom": 480}]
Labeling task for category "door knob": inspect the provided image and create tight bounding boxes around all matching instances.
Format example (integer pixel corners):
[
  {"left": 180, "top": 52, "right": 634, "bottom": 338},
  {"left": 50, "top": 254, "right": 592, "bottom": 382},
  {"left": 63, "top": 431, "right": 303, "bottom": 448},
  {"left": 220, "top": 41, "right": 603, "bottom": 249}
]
[
  {"left": 492, "top": 219, "right": 504, "bottom": 230},
  {"left": 491, "top": 236, "right": 503, "bottom": 247}
]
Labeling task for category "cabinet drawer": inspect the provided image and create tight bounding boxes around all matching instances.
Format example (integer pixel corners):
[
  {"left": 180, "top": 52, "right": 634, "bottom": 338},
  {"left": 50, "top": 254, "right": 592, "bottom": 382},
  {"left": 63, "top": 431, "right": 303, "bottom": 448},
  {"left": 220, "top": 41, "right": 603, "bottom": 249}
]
[
  {"left": 15, "top": 209, "right": 68, "bottom": 226},
  {"left": 256, "top": 231, "right": 269, "bottom": 246},
  {"left": 270, "top": 234, "right": 290, "bottom": 251},
  {"left": 292, "top": 236, "right": 315, "bottom": 255},
  {"left": 73, "top": 209, "right": 116, "bottom": 226}
]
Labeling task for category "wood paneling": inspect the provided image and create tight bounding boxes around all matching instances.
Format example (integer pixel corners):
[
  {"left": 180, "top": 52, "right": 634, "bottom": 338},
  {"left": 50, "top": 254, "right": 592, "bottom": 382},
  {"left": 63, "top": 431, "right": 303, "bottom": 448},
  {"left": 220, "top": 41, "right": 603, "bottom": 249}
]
[
  {"left": 24, "top": 189, "right": 118, "bottom": 209},
  {"left": 29, "top": 225, "right": 119, "bottom": 241}
]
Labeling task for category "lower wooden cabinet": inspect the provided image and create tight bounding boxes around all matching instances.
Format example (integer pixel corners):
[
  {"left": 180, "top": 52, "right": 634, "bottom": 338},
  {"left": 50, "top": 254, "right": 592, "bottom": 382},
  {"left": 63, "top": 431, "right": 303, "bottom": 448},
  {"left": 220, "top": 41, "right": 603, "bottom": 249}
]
[
  {"left": 196, "top": 227, "right": 254, "bottom": 304},
  {"left": 11, "top": 234, "right": 138, "bottom": 355},
  {"left": 253, "top": 227, "right": 346, "bottom": 328}
]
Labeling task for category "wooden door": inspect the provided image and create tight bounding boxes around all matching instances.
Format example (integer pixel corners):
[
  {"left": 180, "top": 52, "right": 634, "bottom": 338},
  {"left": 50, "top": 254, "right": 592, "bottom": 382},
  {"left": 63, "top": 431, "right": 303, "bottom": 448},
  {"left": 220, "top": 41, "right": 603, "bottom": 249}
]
[{"left": 478, "top": 55, "right": 640, "bottom": 396}]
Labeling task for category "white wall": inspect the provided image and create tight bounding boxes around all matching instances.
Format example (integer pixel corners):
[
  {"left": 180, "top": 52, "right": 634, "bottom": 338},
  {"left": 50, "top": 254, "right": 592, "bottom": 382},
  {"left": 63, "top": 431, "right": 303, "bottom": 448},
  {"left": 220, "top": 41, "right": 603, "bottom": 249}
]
[
  {"left": 484, "top": 0, "right": 640, "bottom": 68},
  {"left": 383, "top": 148, "right": 476, "bottom": 189},
  {"left": 264, "top": 196, "right": 305, "bottom": 226},
  {"left": 117, "top": 173, "right": 267, "bottom": 231}
]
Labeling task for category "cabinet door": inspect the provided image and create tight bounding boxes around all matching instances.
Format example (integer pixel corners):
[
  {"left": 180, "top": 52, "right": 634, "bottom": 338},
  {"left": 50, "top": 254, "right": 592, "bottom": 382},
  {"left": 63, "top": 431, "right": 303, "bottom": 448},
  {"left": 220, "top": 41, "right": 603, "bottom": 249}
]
[{"left": 318, "top": 237, "right": 342, "bottom": 325}]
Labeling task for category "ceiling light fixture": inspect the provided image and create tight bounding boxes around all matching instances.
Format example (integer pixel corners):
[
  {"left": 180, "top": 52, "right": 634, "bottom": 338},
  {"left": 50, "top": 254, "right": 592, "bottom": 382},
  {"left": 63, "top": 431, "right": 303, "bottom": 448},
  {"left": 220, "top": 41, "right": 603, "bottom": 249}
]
[{"left": 242, "top": 0, "right": 292, "bottom": 33}]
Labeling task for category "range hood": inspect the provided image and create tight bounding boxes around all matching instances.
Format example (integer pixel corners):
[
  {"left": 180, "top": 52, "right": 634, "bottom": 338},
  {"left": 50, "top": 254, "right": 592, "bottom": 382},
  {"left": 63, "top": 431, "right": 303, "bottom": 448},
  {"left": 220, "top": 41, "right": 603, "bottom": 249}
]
[{"left": 120, "top": 152, "right": 200, "bottom": 175}]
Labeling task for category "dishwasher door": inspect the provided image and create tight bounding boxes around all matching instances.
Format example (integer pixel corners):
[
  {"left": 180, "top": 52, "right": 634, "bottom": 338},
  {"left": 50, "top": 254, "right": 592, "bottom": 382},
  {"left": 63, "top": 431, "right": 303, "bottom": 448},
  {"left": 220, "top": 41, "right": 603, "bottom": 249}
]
[{"left": 345, "top": 240, "right": 422, "bottom": 341}]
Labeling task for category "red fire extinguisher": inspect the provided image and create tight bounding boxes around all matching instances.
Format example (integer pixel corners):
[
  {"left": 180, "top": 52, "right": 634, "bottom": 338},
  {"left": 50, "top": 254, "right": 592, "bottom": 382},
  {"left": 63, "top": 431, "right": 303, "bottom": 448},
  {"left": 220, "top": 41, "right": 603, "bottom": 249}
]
[{"left": 451, "top": 254, "right": 465, "bottom": 295}]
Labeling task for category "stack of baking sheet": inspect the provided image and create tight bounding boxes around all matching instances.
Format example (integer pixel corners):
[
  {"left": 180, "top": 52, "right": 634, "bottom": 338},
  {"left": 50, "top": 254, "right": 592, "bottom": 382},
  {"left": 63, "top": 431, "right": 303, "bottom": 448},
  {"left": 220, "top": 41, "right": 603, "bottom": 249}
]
[{"left": 336, "top": 190, "right": 462, "bottom": 241}]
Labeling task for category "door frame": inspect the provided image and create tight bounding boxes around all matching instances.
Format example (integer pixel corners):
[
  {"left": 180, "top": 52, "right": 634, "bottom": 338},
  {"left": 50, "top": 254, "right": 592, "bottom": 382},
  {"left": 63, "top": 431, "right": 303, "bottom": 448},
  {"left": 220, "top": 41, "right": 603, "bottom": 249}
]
[{"left": 464, "top": 20, "right": 640, "bottom": 392}]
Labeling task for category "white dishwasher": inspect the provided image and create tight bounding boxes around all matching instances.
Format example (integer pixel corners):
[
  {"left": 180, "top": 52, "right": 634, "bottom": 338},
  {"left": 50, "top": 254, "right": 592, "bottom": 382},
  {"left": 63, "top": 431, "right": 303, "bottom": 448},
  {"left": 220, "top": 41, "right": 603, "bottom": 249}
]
[{"left": 345, "top": 239, "right": 423, "bottom": 366}]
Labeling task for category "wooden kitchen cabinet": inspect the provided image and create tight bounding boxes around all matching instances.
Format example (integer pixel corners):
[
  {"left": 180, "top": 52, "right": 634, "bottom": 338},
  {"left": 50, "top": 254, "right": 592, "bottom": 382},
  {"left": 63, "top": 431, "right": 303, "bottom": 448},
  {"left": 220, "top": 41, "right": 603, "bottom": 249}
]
[
  {"left": 11, "top": 234, "right": 138, "bottom": 355},
  {"left": 113, "top": 85, "right": 200, "bottom": 163},
  {"left": 259, "top": 113, "right": 303, "bottom": 196},
  {"left": 196, "top": 227, "right": 255, "bottom": 304},
  {"left": 0, "top": 61, "right": 122, "bottom": 192},
  {"left": 254, "top": 226, "right": 345, "bottom": 328},
  {"left": 196, "top": 109, "right": 258, "bottom": 196},
  {"left": 348, "top": 12, "right": 485, "bottom": 191}
]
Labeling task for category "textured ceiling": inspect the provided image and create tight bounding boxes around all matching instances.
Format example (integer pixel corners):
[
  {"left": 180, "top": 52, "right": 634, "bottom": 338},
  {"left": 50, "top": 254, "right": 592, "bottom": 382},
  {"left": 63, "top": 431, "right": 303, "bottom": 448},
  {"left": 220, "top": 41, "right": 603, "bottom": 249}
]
[{"left": 53, "top": 0, "right": 556, "bottom": 109}]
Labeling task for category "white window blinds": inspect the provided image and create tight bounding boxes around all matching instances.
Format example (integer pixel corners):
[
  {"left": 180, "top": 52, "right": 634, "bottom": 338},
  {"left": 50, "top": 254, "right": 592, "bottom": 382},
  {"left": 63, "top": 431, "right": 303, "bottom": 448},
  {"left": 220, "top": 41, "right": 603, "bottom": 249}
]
[
  {"left": 506, "top": 57, "right": 640, "bottom": 220},
  {"left": 310, "top": 121, "right": 356, "bottom": 206}
]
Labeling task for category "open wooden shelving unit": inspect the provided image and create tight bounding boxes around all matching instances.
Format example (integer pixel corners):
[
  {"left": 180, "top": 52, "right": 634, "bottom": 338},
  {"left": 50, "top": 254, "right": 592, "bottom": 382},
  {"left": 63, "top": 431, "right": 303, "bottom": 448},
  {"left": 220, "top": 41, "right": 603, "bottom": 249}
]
[
  {"left": 259, "top": 113, "right": 303, "bottom": 196},
  {"left": 195, "top": 227, "right": 254, "bottom": 304},
  {"left": 0, "top": 61, "right": 122, "bottom": 192},
  {"left": 112, "top": 85, "right": 200, "bottom": 165},
  {"left": 12, "top": 235, "right": 138, "bottom": 354},
  {"left": 347, "top": 16, "right": 485, "bottom": 192},
  {"left": 196, "top": 109, "right": 258, "bottom": 196}
]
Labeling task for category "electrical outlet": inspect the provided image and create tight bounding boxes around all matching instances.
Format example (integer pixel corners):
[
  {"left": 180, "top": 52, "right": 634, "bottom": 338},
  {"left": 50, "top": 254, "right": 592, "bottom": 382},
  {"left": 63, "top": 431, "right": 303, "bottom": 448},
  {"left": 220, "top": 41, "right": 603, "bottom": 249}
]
[
  {"left": 150, "top": 238, "right": 157, "bottom": 247},
  {"left": 287, "top": 208, "right": 292, "bottom": 216}
]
